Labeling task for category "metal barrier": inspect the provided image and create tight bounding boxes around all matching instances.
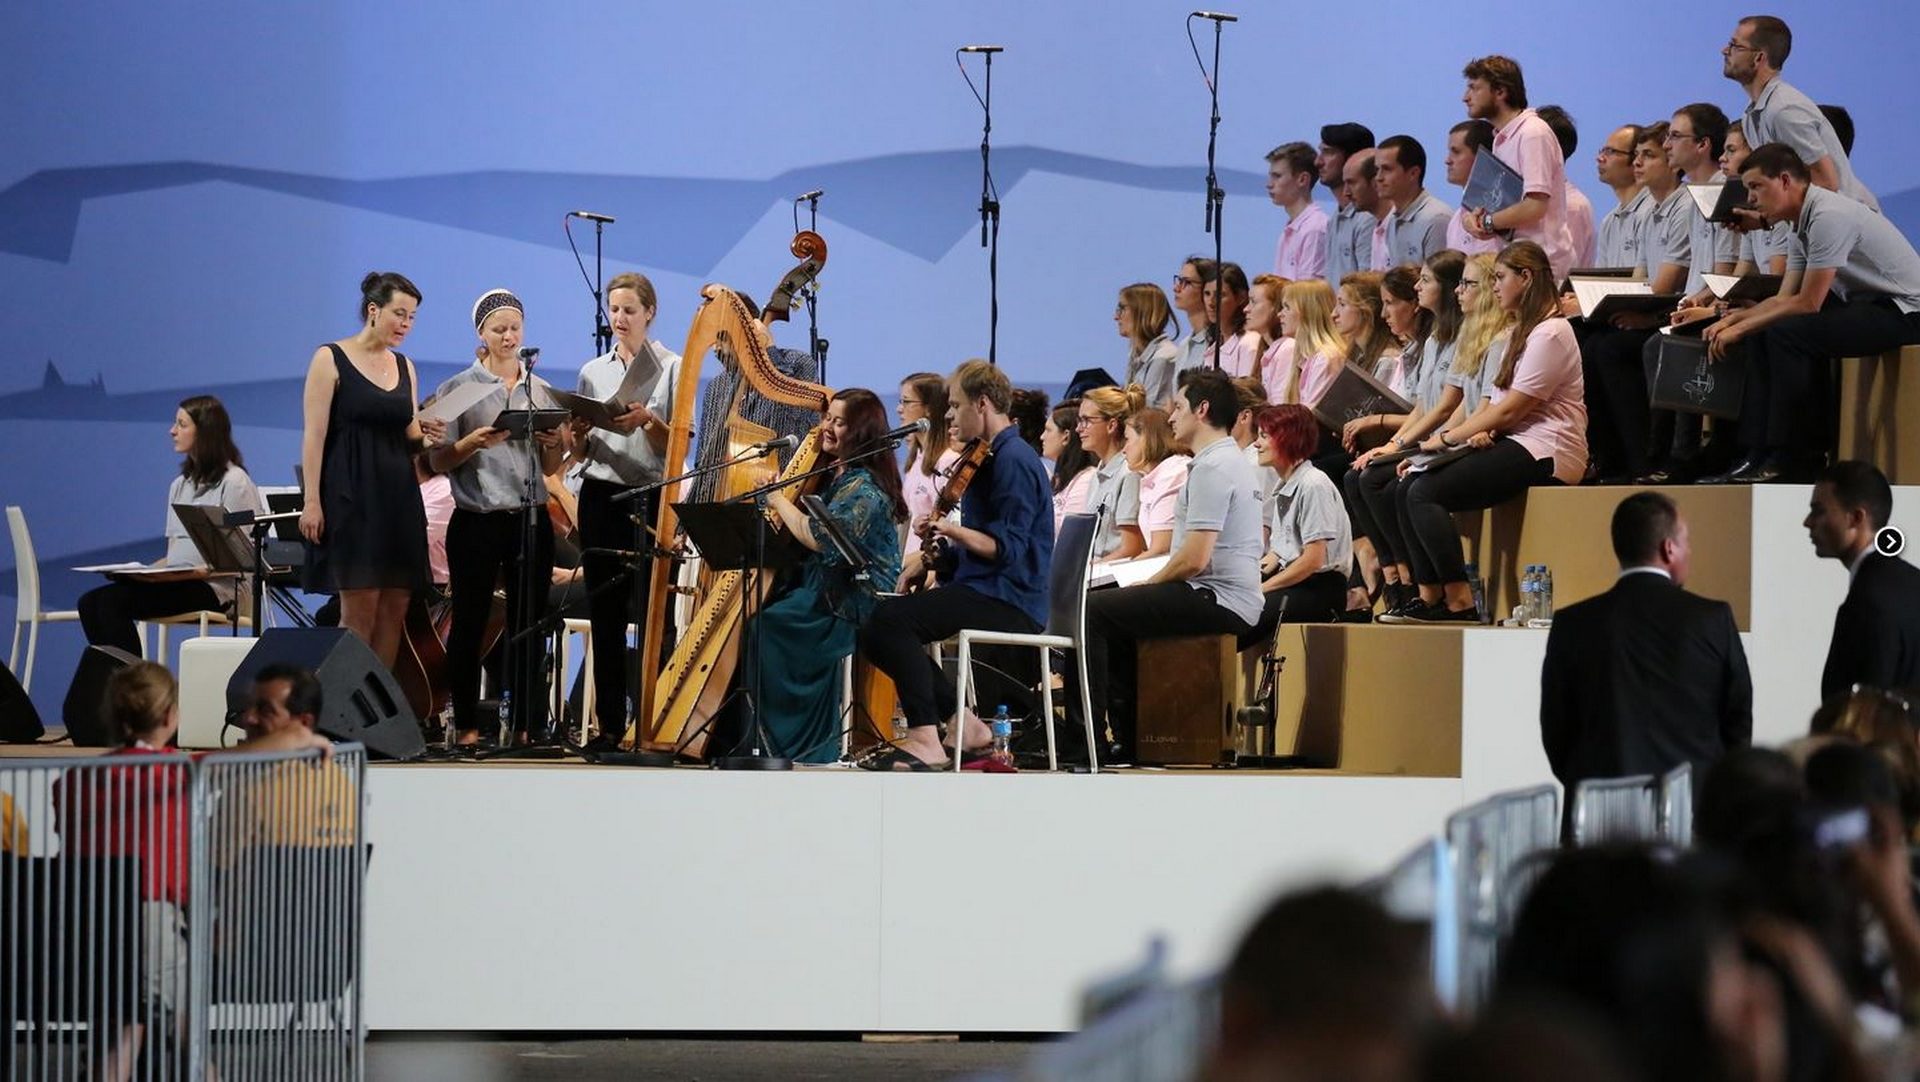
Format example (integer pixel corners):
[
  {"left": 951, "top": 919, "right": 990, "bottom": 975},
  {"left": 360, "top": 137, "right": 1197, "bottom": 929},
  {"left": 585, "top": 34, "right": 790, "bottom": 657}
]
[
  {"left": 1016, "top": 975, "right": 1220, "bottom": 1082},
  {"left": 1362, "top": 837, "right": 1460, "bottom": 1011},
  {"left": 1656, "top": 764, "right": 1693, "bottom": 847},
  {"left": 1570, "top": 774, "right": 1658, "bottom": 846},
  {"left": 1445, "top": 785, "right": 1558, "bottom": 1015},
  {"left": 2, "top": 745, "right": 367, "bottom": 1081}
]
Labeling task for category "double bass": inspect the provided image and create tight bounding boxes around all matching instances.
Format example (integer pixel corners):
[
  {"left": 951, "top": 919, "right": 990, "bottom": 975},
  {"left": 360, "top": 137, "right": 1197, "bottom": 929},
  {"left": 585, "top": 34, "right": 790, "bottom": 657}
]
[{"left": 627, "top": 237, "right": 832, "bottom": 757}]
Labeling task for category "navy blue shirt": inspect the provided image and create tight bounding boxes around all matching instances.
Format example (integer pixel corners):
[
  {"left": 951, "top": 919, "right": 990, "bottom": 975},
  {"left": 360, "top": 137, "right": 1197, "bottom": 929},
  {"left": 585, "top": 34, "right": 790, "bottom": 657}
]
[{"left": 947, "top": 426, "right": 1054, "bottom": 626}]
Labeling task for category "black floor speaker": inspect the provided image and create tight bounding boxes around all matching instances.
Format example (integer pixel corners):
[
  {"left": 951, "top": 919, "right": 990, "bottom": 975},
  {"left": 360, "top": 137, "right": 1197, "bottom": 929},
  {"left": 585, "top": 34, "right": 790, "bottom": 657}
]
[
  {"left": 225, "top": 628, "right": 425, "bottom": 761},
  {"left": 0, "top": 660, "right": 45, "bottom": 743},
  {"left": 62, "top": 646, "right": 142, "bottom": 747}
]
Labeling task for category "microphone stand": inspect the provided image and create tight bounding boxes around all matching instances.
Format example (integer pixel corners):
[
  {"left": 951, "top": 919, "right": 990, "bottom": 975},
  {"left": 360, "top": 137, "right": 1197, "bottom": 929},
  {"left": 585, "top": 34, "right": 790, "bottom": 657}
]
[
  {"left": 800, "top": 192, "right": 829, "bottom": 383},
  {"left": 592, "top": 219, "right": 611, "bottom": 357},
  {"left": 960, "top": 49, "right": 1002, "bottom": 366},
  {"left": 1190, "top": 13, "right": 1231, "bottom": 368},
  {"left": 481, "top": 354, "right": 564, "bottom": 759}
]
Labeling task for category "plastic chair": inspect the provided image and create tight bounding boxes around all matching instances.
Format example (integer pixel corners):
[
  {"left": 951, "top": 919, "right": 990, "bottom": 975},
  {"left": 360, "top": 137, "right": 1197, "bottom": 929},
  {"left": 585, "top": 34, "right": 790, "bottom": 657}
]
[
  {"left": 558, "top": 618, "right": 596, "bottom": 739},
  {"left": 6, "top": 506, "right": 81, "bottom": 693},
  {"left": 941, "top": 509, "right": 1103, "bottom": 773}
]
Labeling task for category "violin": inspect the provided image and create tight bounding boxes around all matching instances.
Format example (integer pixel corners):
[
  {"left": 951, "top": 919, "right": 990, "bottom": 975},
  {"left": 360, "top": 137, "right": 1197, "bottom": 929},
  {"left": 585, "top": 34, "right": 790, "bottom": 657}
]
[{"left": 904, "top": 437, "right": 993, "bottom": 592}]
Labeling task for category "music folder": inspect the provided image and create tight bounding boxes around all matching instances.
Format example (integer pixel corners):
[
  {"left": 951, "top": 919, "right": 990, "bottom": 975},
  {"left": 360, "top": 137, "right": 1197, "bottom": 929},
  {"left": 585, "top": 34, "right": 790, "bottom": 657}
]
[
  {"left": 1685, "top": 181, "right": 1748, "bottom": 224},
  {"left": 489, "top": 408, "right": 571, "bottom": 439},
  {"left": 1701, "top": 272, "right": 1786, "bottom": 304},
  {"left": 672, "top": 501, "right": 804, "bottom": 574},
  {"left": 1556, "top": 266, "right": 1638, "bottom": 294},
  {"left": 1461, "top": 151, "right": 1525, "bottom": 216},
  {"left": 1308, "top": 363, "right": 1412, "bottom": 448},
  {"left": 550, "top": 342, "right": 666, "bottom": 431}
]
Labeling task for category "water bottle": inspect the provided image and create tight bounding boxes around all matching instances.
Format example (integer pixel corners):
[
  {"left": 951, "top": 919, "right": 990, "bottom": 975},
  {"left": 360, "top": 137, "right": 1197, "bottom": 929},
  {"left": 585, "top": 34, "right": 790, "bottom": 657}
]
[
  {"left": 497, "top": 689, "right": 512, "bottom": 742},
  {"left": 990, "top": 705, "right": 1015, "bottom": 769},
  {"left": 1540, "top": 566, "right": 1555, "bottom": 622},
  {"left": 1465, "top": 562, "right": 1488, "bottom": 624},
  {"left": 1519, "top": 567, "right": 1538, "bottom": 623}
]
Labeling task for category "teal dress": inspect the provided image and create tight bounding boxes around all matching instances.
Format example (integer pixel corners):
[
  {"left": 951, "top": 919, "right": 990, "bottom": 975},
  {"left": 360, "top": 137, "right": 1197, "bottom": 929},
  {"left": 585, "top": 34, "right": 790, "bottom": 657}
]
[{"left": 750, "top": 467, "right": 902, "bottom": 763}]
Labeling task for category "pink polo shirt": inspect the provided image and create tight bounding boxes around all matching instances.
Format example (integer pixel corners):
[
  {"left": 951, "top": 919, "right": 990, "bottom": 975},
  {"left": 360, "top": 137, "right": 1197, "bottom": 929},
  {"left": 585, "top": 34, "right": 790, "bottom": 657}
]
[
  {"left": 901, "top": 446, "right": 960, "bottom": 553},
  {"left": 1492, "top": 317, "right": 1587, "bottom": 485},
  {"left": 1208, "top": 330, "right": 1263, "bottom": 379},
  {"left": 1370, "top": 217, "right": 1390, "bottom": 271},
  {"left": 1137, "top": 454, "right": 1191, "bottom": 538},
  {"left": 1260, "top": 337, "right": 1295, "bottom": 405},
  {"left": 1491, "top": 110, "right": 1575, "bottom": 281},
  {"left": 1295, "top": 349, "right": 1342, "bottom": 407},
  {"left": 1444, "top": 207, "right": 1502, "bottom": 255},
  {"left": 1274, "top": 202, "right": 1330, "bottom": 280},
  {"left": 1564, "top": 180, "right": 1597, "bottom": 268}
]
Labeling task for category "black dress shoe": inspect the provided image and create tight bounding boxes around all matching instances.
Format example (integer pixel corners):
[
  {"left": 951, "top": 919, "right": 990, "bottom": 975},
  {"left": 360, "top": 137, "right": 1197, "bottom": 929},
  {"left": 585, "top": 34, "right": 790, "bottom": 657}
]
[
  {"left": 1378, "top": 599, "right": 1432, "bottom": 624},
  {"left": 1700, "top": 457, "right": 1762, "bottom": 484},
  {"left": 1409, "top": 604, "right": 1481, "bottom": 624}
]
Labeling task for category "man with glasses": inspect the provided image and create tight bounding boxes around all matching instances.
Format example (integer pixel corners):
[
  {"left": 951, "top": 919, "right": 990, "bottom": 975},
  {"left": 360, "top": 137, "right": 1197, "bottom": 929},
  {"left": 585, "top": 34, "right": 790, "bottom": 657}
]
[
  {"left": 1377, "top": 134, "right": 1453, "bottom": 268},
  {"left": 1268, "top": 142, "right": 1328, "bottom": 280},
  {"left": 1593, "top": 125, "right": 1653, "bottom": 271},
  {"left": 1723, "top": 16, "right": 1877, "bottom": 210},
  {"left": 1318, "top": 123, "right": 1377, "bottom": 288}
]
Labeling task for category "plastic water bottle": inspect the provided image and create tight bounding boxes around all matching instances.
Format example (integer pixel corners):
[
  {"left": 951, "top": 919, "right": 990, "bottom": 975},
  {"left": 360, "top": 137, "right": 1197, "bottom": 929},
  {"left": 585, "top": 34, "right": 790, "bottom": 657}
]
[
  {"left": 1540, "top": 566, "right": 1555, "bottom": 622},
  {"left": 990, "top": 705, "right": 1015, "bottom": 769},
  {"left": 1519, "top": 567, "right": 1538, "bottom": 623},
  {"left": 1465, "top": 562, "right": 1488, "bottom": 623},
  {"left": 497, "top": 689, "right": 512, "bottom": 741}
]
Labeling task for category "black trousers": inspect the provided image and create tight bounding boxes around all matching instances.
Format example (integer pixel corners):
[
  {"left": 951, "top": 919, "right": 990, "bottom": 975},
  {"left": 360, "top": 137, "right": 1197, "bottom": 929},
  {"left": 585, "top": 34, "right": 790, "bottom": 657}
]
[
  {"left": 576, "top": 478, "right": 653, "bottom": 738},
  {"left": 1240, "top": 569, "right": 1347, "bottom": 648},
  {"left": 446, "top": 506, "right": 554, "bottom": 735},
  {"left": 1741, "top": 295, "right": 1920, "bottom": 459},
  {"left": 1344, "top": 462, "right": 1408, "bottom": 565},
  {"left": 1581, "top": 326, "right": 1657, "bottom": 475},
  {"left": 77, "top": 580, "right": 223, "bottom": 657},
  {"left": 856, "top": 586, "right": 1039, "bottom": 732},
  {"left": 1078, "top": 582, "right": 1252, "bottom": 758},
  {"left": 1400, "top": 440, "right": 1553, "bottom": 588}
]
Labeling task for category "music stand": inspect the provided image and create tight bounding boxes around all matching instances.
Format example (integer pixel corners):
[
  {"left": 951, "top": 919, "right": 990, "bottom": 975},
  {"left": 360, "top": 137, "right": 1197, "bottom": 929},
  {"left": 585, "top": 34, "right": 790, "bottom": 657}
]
[{"left": 672, "top": 500, "right": 805, "bottom": 769}]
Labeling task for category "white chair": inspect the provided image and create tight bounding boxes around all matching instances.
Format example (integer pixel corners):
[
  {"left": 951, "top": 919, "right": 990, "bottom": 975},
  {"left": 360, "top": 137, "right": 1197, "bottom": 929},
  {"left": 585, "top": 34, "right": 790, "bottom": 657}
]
[
  {"left": 7, "top": 506, "right": 81, "bottom": 693},
  {"left": 558, "top": 617, "right": 596, "bottom": 740},
  {"left": 941, "top": 509, "right": 1103, "bottom": 773}
]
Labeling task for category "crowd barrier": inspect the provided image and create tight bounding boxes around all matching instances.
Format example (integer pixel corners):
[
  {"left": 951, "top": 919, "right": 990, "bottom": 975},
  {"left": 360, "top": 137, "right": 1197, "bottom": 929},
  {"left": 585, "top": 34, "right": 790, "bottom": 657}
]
[
  {"left": 2, "top": 744, "right": 368, "bottom": 1081},
  {"left": 1569, "top": 774, "right": 1659, "bottom": 846}
]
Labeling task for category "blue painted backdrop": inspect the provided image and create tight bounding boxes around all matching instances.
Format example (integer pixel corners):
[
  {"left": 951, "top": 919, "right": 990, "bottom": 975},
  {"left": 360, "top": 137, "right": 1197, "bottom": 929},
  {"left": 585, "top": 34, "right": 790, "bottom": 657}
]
[{"left": 3, "top": 1, "right": 1915, "bottom": 719}]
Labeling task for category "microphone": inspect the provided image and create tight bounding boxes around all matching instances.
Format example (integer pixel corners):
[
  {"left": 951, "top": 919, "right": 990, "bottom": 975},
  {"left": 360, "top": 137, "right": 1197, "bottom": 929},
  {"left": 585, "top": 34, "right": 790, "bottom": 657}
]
[
  {"left": 753, "top": 434, "right": 800, "bottom": 454},
  {"left": 959, "top": 45, "right": 1005, "bottom": 53},
  {"left": 1191, "top": 10, "right": 1238, "bottom": 20},
  {"left": 883, "top": 417, "right": 931, "bottom": 443},
  {"left": 518, "top": 347, "right": 541, "bottom": 366},
  {"left": 793, "top": 188, "right": 824, "bottom": 202},
  {"left": 568, "top": 210, "right": 616, "bottom": 223}
]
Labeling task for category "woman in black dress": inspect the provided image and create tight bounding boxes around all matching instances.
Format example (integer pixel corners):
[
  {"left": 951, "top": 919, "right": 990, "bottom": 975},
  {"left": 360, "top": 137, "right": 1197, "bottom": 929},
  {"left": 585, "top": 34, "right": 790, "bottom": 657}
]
[{"left": 299, "top": 272, "right": 445, "bottom": 669}]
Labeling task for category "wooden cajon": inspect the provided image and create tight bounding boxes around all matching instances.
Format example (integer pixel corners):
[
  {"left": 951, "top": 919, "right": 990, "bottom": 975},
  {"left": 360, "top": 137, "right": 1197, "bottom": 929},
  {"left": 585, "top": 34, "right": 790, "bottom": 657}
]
[
  {"left": 1837, "top": 345, "right": 1920, "bottom": 484},
  {"left": 1135, "top": 635, "right": 1235, "bottom": 765}
]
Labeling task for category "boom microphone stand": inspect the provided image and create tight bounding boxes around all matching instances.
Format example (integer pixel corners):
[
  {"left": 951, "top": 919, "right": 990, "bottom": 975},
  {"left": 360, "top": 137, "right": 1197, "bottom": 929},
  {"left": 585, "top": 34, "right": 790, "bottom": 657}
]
[
  {"left": 1188, "top": 12, "right": 1236, "bottom": 368},
  {"left": 958, "top": 45, "right": 1004, "bottom": 365},
  {"left": 793, "top": 189, "right": 829, "bottom": 383},
  {"left": 565, "top": 210, "right": 616, "bottom": 357}
]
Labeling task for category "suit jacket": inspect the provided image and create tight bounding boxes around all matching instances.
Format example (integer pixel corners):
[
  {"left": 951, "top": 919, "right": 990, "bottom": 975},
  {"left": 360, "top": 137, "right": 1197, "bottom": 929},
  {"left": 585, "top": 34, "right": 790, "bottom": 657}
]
[
  {"left": 1540, "top": 571, "right": 1752, "bottom": 788},
  {"left": 1821, "top": 552, "right": 1920, "bottom": 704}
]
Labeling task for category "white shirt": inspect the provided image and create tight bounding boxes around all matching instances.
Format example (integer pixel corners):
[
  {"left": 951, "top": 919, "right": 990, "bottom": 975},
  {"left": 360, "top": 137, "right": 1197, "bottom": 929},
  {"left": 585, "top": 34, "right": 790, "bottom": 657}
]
[{"left": 575, "top": 340, "right": 682, "bottom": 486}]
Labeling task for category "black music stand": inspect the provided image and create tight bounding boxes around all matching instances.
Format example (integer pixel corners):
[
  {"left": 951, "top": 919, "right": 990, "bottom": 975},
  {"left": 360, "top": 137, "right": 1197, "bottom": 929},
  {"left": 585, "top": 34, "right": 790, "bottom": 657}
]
[{"left": 672, "top": 500, "right": 805, "bottom": 769}]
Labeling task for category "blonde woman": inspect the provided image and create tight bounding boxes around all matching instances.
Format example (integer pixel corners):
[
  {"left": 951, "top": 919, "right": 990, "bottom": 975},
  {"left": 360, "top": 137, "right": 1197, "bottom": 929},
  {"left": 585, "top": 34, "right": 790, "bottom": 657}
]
[
  {"left": 1275, "top": 279, "right": 1347, "bottom": 408},
  {"left": 1116, "top": 284, "right": 1181, "bottom": 408},
  {"left": 1124, "top": 406, "right": 1190, "bottom": 558},
  {"left": 898, "top": 371, "right": 958, "bottom": 555},
  {"left": 1078, "top": 384, "right": 1147, "bottom": 561}
]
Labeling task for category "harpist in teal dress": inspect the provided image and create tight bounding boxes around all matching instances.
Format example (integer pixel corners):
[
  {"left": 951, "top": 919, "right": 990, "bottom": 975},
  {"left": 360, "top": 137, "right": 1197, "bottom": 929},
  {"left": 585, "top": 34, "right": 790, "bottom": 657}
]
[{"left": 749, "top": 465, "right": 902, "bottom": 763}]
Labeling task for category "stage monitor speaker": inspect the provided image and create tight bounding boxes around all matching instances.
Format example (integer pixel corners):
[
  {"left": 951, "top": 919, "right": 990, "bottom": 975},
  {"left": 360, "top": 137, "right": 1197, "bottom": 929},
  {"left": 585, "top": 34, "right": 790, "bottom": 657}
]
[
  {"left": 225, "top": 628, "right": 425, "bottom": 761},
  {"left": 62, "top": 646, "right": 142, "bottom": 747},
  {"left": 0, "top": 660, "right": 44, "bottom": 743}
]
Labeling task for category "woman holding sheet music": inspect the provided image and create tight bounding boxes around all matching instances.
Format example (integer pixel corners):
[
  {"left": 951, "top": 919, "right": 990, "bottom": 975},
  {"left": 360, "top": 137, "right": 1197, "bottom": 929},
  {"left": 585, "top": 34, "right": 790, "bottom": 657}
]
[
  {"left": 710, "top": 389, "right": 904, "bottom": 763},
  {"left": 75, "top": 395, "right": 266, "bottom": 657},
  {"left": 426, "top": 289, "right": 566, "bottom": 749},
  {"left": 300, "top": 271, "right": 442, "bottom": 669},
  {"left": 1394, "top": 241, "right": 1588, "bottom": 623}
]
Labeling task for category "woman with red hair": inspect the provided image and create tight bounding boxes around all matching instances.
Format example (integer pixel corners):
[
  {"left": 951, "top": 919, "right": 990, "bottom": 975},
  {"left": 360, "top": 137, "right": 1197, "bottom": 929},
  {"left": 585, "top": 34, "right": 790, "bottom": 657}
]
[{"left": 1245, "top": 404, "right": 1354, "bottom": 640}]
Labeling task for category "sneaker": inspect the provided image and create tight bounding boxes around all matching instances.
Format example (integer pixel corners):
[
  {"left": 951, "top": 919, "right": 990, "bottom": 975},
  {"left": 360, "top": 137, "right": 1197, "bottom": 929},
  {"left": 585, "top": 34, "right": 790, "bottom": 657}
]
[
  {"left": 1378, "top": 600, "right": 1432, "bottom": 624},
  {"left": 1409, "top": 604, "right": 1481, "bottom": 624}
]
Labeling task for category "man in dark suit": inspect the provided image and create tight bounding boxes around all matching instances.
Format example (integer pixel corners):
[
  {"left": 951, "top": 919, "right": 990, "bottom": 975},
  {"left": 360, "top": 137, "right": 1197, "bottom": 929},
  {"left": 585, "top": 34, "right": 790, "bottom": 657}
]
[
  {"left": 1540, "top": 492, "right": 1752, "bottom": 792},
  {"left": 1810, "top": 460, "right": 1920, "bottom": 703}
]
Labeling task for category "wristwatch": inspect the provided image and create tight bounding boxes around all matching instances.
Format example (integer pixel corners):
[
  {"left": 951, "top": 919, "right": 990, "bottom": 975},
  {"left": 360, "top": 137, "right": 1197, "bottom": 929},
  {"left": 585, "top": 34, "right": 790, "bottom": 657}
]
[{"left": 1479, "top": 208, "right": 1497, "bottom": 233}]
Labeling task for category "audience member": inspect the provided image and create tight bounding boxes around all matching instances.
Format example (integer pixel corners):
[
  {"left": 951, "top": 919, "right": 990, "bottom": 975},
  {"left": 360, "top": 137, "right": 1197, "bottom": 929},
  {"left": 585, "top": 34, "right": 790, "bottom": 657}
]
[
  {"left": 1705, "top": 145, "right": 1920, "bottom": 482},
  {"left": 1227, "top": 375, "right": 1281, "bottom": 530},
  {"left": 1008, "top": 387, "right": 1050, "bottom": 457},
  {"left": 1721, "top": 121, "right": 1791, "bottom": 277},
  {"left": 1273, "top": 278, "right": 1347, "bottom": 409},
  {"left": 1378, "top": 134, "right": 1453, "bottom": 267},
  {"left": 1246, "top": 404, "right": 1354, "bottom": 634},
  {"left": 1591, "top": 123, "right": 1652, "bottom": 272},
  {"left": 1335, "top": 271, "right": 1405, "bottom": 390},
  {"left": 1341, "top": 265, "right": 1431, "bottom": 454},
  {"left": 1459, "top": 56, "right": 1575, "bottom": 281},
  {"left": 1442, "top": 120, "right": 1502, "bottom": 256},
  {"left": 1267, "top": 141, "right": 1329, "bottom": 281},
  {"left": 1319, "top": 122, "right": 1378, "bottom": 288},
  {"left": 1540, "top": 492, "right": 1752, "bottom": 794},
  {"left": 899, "top": 371, "right": 959, "bottom": 555},
  {"left": 1116, "top": 282, "right": 1180, "bottom": 408},
  {"left": 1723, "top": 15, "right": 1877, "bottom": 208},
  {"left": 1805, "top": 461, "right": 1920, "bottom": 704},
  {"left": 1042, "top": 400, "right": 1096, "bottom": 534},
  {"left": 1125, "top": 406, "right": 1189, "bottom": 558},
  {"left": 1246, "top": 273, "right": 1290, "bottom": 403},
  {"left": 1078, "top": 385, "right": 1147, "bottom": 562},
  {"left": 1536, "top": 106, "right": 1597, "bottom": 269},
  {"left": 1202, "top": 261, "right": 1264, "bottom": 378},
  {"left": 1172, "top": 256, "right": 1219, "bottom": 378}
]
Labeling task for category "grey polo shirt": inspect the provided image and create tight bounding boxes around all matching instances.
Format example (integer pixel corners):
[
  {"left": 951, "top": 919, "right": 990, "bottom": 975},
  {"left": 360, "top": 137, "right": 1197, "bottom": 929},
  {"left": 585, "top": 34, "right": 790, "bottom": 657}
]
[
  {"left": 576, "top": 341, "right": 681, "bottom": 487},
  {"left": 1742, "top": 221, "right": 1791, "bottom": 270},
  {"left": 1595, "top": 187, "right": 1654, "bottom": 270},
  {"left": 1385, "top": 190, "right": 1453, "bottom": 268},
  {"left": 1746, "top": 76, "right": 1878, "bottom": 211},
  {"left": 434, "top": 362, "right": 557, "bottom": 513},
  {"left": 1448, "top": 337, "right": 1503, "bottom": 410},
  {"left": 1413, "top": 337, "right": 1458, "bottom": 412},
  {"left": 1126, "top": 334, "right": 1180, "bottom": 411},
  {"left": 1085, "top": 451, "right": 1141, "bottom": 559},
  {"left": 1327, "top": 202, "right": 1378, "bottom": 286},
  {"left": 1641, "top": 186, "right": 1694, "bottom": 280},
  {"left": 1788, "top": 185, "right": 1920, "bottom": 314},
  {"left": 1685, "top": 194, "right": 1735, "bottom": 295},
  {"left": 1268, "top": 460, "right": 1354, "bottom": 579},
  {"left": 1172, "top": 327, "right": 1216, "bottom": 379},
  {"left": 1170, "top": 435, "right": 1264, "bottom": 627}
]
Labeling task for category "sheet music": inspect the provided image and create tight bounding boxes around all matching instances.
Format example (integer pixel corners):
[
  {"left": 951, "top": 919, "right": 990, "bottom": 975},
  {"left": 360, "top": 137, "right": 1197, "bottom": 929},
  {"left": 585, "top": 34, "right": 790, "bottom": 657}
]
[
  {"left": 1089, "top": 553, "right": 1170, "bottom": 590},
  {"left": 610, "top": 341, "right": 664, "bottom": 409},
  {"left": 1685, "top": 183, "right": 1725, "bottom": 220},
  {"left": 419, "top": 380, "right": 504, "bottom": 424},
  {"left": 1701, "top": 272, "right": 1785, "bottom": 302},
  {"left": 73, "top": 561, "right": 169, "bottom": 573},
  {"left": 1568, "top": 276, "right": 1651, "bottom": 319}
]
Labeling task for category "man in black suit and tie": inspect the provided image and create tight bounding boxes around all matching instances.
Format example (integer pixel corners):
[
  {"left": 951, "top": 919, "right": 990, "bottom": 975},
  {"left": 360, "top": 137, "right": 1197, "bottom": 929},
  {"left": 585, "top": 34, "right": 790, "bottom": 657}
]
[
  {"left": 1810, "top": 460, "right": 1920, "bottom": 703},
  {"left": 1540, "top": 492, "right": 1752, "bottom": 793}
]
